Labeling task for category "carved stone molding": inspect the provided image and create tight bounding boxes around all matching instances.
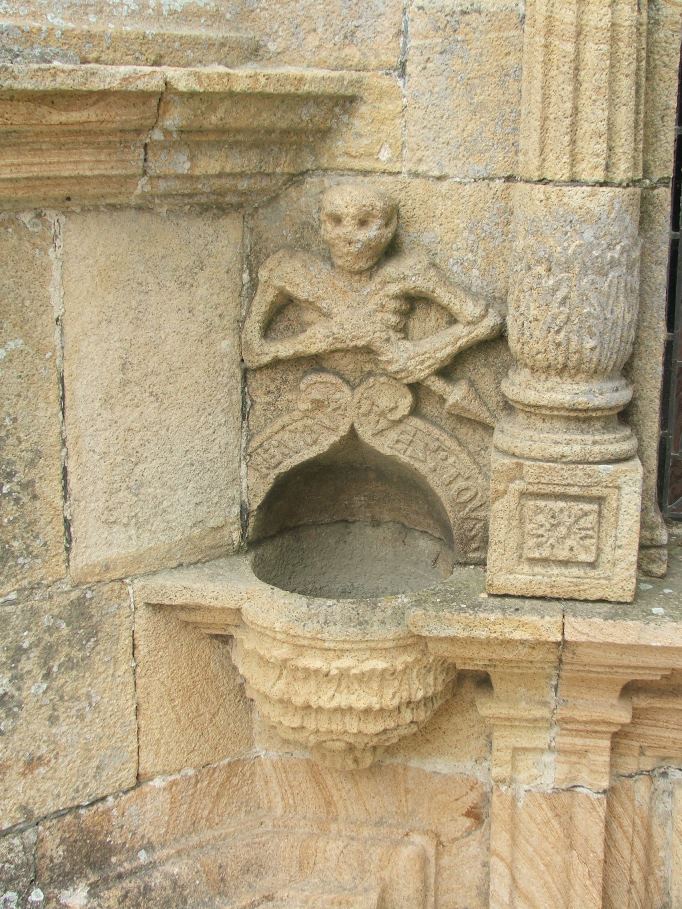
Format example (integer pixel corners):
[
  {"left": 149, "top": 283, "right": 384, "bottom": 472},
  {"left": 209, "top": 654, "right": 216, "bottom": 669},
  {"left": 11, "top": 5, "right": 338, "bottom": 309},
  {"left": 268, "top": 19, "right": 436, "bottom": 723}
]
[
  {"left": 520, "top": 0, "right": 648, "bottom": 184},
  {"left": 496, "top": 184, "right": 641, "bottom": 465},
  {"left": 135, "top": 554, "right": 460, "bottom": 769},
  {"left": 0, "top": 64, "right": 401, "bottom": 207},
  {"left": 135, "top": 550, "right": 682, "bottom": 777},
  {"left": 231, "top": 618, "right": 456, "bottom": 769},
  {"left": 248, "top": 372, "right": 490, "bottom": 563},
  {"left": 487, "top": 184, "right": 644, "bottom": 603}
]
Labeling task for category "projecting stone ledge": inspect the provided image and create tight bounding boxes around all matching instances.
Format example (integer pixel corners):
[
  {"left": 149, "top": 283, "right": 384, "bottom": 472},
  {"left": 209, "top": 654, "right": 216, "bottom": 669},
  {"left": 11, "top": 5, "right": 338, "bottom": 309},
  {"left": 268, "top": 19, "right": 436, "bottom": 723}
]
[
  {"left": 0, "top": 63, "right": 402, "bottom": 208},
  {"left": 134, "top": 539, "right": 682, "bottom": 777}
]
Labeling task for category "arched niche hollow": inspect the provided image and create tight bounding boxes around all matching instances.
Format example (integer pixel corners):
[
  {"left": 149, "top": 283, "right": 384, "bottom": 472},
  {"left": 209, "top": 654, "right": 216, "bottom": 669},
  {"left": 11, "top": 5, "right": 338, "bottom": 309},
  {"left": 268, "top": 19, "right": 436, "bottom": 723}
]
[{"left": 249, "top": 429, "right": 457, "bottom": 599}]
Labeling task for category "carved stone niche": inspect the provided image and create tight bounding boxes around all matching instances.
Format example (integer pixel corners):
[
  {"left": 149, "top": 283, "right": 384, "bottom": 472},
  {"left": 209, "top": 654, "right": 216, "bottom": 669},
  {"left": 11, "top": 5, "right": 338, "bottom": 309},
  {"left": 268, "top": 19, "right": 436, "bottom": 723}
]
[{"left": 150, "top": 182, "right": 504, "bottom": 766}]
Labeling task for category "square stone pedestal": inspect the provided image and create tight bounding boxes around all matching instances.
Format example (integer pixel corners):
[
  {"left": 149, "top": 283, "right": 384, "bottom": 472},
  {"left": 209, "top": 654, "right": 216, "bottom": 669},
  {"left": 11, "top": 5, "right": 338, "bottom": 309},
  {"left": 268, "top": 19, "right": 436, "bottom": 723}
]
[{"left": 487, "top": 452, "right": 643, "bottom": 603}]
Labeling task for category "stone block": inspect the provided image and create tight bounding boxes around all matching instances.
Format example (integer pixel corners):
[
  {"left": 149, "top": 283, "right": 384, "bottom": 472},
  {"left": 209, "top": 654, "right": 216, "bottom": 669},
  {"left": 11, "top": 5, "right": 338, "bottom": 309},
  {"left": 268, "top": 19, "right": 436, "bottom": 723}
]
[
  {"left": 673, "top": 780, "right": 682, "bottom": 908},
  {"left": 627, "top": 187, "right": 672, "bottom": 574},
  {"left": 35, "top": 755, "right": 486, "bottom": 907},
  {"left": 0, "top": 213, "right": 65, "bottom": 596},
  {"left": 490, "top": 787, "right": 607, "bottom": 909},
  {"left": 0, "top": 828, "right": 37, "bottom": 907},
  {"left": 2, "top": 0, "right": 404, "bottom": 72},
  {"left": 406, "top": 0, "right": 523, "bottom": 178},
  {"left": 0, "top": 581, "right": 136, "bottom": 831},
  {"left": 62, "top": 210, "right": 243, "bottom": 583},
  {"left": 642, "top": 0, "right": 682, "bottom": 182},
  {"left": 487, "top": 453, "right": 643, "bottom": 602},
  {"left": 316, "top": 74, "right": 403, "bottom": 174},
  {"left": 134, "top": 599, "right": 252, "bottom": 779},
  {"left": 603, "top": 774, "right": 669, "bottom": 909}
]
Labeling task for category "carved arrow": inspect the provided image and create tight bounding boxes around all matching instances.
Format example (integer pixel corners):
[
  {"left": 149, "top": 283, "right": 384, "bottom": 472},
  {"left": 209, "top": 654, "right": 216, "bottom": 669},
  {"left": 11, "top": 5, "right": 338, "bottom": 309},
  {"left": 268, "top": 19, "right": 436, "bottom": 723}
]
[{"left": 420, "top": 374, "right": 495, "bottom": 428}]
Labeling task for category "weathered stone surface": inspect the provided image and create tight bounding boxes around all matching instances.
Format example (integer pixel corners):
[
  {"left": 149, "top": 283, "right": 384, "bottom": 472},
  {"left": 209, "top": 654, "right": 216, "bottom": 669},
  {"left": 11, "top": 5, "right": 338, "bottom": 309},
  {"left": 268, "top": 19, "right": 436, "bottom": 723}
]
[
  {"left": 0, "top": 827, "right": 37, "bottom": 908},
  {"left": 603, "top": 773, "right": 670, "bottom": 909},
  {"left": 387, "top": 671, "right": 489, "bottom": 769},
  {"left": 0, "top": 21, "right": 259, "bottom": 67},
  {"left": 62, "top": 210, "right": 243, "bottom": 583},
  {"left": 1, "top": 0, "right": 403, "bottom": 72},
  {"left": 0, "top": 213, "right": 64, "bottom": 597},
  {"left": 519, "top": 0, "right": 648, "bottom": 183},
  {"left": 674, "top": 780, "right": 682, "bottom": 908},
  {"left": 627, "top": 187, "right": 671, "bottom": 575},
  {"left": 134, "top": 599, "right": 252, "bottom": 779},
  {"left": 488, "top": 454, "right": 643, "bottom": 603},
  {"left": 35, "top": 755, "right": 486, "bottom": 908},
  {"left": 490, "top": 788, "right": 607, "bottom": 909},
  {"left": 643, "top": 0, "right": 682, "bottom": 181},
  {"left": 406, "top": 0, "right": 523, "bottom": 178},
  {"left": 497, "top": 182, "right": 642, "bottom": 464},
  {"left": 247, "top": 175, "right": 513, "bottom": 499},
  {"left": 0, "top": 581, "right": 136, "bottom": 831},
  {"left": 490, "top": 180, "right": 644, "bottom": 602}
]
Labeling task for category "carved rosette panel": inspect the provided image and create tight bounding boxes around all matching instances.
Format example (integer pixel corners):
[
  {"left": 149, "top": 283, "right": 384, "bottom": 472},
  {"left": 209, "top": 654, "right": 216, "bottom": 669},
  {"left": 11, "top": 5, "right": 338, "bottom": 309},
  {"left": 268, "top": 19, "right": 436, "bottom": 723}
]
[
  {"left": 231, "top": 618, "right": 456, "bottom": 769},
  {"left": 248, "top": 372, "right": 489, "bottom": 562}
]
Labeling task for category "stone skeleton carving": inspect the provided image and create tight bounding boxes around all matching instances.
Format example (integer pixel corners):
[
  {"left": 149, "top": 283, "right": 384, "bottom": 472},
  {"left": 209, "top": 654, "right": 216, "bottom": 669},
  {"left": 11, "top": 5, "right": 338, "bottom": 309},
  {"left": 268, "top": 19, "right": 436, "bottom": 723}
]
[{"left": 242, "top": 184, "right": 504, "bottom": 424}]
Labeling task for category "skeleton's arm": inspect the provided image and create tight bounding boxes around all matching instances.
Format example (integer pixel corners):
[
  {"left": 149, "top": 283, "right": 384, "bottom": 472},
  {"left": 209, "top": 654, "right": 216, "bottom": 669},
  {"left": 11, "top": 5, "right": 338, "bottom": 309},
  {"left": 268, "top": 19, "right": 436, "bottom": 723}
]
[
  {"left": 398, "top": 261, "right": 490, "bottom": 325},
  {"left": 377, "top": 261, "right": 504, "bottom": 382},
  {"left": 242, "top": 251, "right": 335, "bottom": 369}
]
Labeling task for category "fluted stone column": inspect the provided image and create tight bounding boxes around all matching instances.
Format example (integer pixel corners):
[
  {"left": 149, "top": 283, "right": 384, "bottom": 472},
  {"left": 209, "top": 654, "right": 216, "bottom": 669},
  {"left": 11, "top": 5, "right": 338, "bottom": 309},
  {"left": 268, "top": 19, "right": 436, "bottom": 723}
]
[{"left": 486, "top": 0, "right": 648, "bottom": 604}]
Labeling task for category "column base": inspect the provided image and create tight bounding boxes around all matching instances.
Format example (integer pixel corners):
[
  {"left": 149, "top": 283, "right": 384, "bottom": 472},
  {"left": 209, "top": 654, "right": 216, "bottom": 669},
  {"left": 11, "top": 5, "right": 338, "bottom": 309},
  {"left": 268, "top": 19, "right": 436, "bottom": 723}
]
[{"left": 486, "top": 451, "right": 643, "bottom": 603}]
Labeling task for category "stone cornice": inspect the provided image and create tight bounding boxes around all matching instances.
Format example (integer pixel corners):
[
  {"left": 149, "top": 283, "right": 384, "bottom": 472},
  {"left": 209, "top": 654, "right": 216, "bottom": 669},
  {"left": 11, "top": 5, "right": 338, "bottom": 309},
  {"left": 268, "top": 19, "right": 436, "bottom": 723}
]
[{"left": 0, "top": 63, "right": 401, "bottom": 208}]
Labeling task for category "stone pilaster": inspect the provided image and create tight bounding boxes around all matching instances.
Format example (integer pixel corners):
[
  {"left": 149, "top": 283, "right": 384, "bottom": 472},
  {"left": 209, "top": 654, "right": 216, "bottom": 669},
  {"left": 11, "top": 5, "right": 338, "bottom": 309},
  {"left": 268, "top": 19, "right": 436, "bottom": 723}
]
[{"left": 487, "top": 0, "right": 648, "bottom": 603}]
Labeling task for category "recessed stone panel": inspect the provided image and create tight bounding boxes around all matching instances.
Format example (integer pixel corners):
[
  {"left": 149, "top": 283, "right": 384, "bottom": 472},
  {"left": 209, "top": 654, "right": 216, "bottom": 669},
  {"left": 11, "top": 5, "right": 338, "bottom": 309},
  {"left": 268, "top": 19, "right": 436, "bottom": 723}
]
[{"left": 62, "top": 210, "right": 243, "bottom": 583}]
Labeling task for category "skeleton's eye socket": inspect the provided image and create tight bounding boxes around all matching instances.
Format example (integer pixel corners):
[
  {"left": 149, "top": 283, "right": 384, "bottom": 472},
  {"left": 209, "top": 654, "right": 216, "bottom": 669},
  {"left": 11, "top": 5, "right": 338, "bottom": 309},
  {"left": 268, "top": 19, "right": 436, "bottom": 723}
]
[
  {"left": 327, "top": 213, "right": 342, "bottom": 226},
  {"left": 358, "top": 216, "right": 370, "bottom": 228}
]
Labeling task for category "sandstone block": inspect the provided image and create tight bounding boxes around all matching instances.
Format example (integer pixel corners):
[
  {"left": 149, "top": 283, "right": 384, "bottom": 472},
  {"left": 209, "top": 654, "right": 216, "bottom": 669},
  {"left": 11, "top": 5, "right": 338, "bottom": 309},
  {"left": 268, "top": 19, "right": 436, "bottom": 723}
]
[
  {"left": 134, "top": 599, "right": 252, "bottom": 779},
  {"left": 406, "top": 0, "right": 523, "bottom": 178},
  {"left": 1, "top": 0, "right": 403, "bottom": 71},
  {"left": 604, "top": 774, "right": 669, "bottom": 908},
  {"left": 643, "top": 0, "right": 682, "bottom": 181},
  {"left": 0, "top": 828, "right": 37, "bottom": 907},
  {"left": 62, "top": 210, "right": 243, "bottom": 583},
  {"left": 490, "top": 787, "right": 607, "bottom": 909},
  {"left": 0, "top": 581, "right": 136, "bottom": 831},
  {"left": 0, "top": 213, "right": 65, "bottom": 596},
  {"left": 35, "top": 755, "right": 486, "bottom": 907},
  {"left": 487, "top": 453, "right": 643, "bottom": 602},
  {"left": 628, "top": 187, "right": 672, "bottom": 574}
]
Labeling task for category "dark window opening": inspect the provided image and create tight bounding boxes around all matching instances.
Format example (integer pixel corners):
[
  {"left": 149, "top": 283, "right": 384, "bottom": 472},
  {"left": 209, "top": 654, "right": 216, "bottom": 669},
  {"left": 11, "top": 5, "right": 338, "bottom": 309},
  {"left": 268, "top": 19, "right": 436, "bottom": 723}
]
[{"left": 661, "top": 44, "right": 682, "bottom": 520}]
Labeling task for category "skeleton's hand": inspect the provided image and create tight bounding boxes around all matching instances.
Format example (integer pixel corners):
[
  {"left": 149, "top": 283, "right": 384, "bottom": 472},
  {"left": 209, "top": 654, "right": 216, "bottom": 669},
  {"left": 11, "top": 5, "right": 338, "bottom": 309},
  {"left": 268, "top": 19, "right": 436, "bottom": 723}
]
[{"left": 377, "top": 339, "right": 440, "bottom": 384}]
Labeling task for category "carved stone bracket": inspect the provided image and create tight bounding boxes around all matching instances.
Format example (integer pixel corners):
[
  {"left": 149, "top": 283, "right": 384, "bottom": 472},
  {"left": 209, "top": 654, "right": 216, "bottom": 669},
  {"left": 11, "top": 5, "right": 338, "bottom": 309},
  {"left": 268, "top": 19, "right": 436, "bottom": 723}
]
[{"left": 135, "top": 554, "right": 459, "bottom": 770}]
